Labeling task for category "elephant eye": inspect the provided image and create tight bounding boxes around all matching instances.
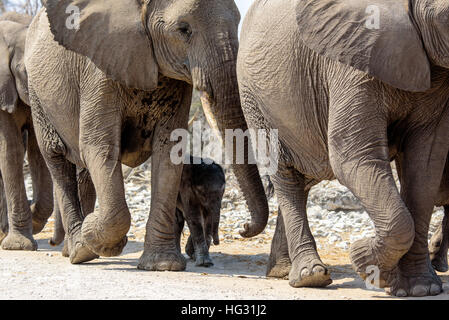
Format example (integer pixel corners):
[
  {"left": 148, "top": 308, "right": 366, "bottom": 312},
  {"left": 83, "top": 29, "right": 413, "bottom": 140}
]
[{"left": 177, "top": 23, "right": 192, "bottom": 39}]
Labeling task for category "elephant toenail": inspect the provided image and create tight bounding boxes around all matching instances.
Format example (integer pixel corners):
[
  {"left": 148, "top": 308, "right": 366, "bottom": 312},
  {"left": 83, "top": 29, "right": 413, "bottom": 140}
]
[
  {"left": 301, "top": 268, "right": 310, "bottom": 278},
  {"left": 430, "top": 284, "right": 442, "bottom": 295},
  {"left": 312, "top": 265, "right": 326, "bottom": 275},
  {"left": 411, "top": 285, "right": 427, "bottom": 297},
  {"left": 395, "top": 289, "right": 407, "bottom": 297}
]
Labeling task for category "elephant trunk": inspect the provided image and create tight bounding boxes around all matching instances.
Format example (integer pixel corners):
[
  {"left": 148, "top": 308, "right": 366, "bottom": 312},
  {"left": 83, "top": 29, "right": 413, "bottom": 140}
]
[{"left": 198, "top": 61, "right": 269, "bottom": 238}]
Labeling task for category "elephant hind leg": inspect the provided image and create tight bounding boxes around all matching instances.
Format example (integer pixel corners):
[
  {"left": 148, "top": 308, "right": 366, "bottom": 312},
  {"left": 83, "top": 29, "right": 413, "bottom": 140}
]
[
  {"left": 271, "top": 164, "right": 331, "bottom": 287},
  {"left": 266, "top": 207, "right": 292, "bottom": 279},
  {"left": 429, "top": 206, "right": 449, "bottom": 272},
  {"left": 27, "top": 128, "right": 53, "bottom": 234},
  {"left": 30, "top": 99, "right": 97, "bottom": 263},
  {"left": 47, "top": 160, "right": 98, "bottom": 264},
  {"left": 390, "top": 127, "right": 449, "bottom": 297},
  {"left": 0, "top": 111, "right": 36, "bottom": 251},
  {"left": 50, "top": 168, "right": 96, "bottom": 249}
]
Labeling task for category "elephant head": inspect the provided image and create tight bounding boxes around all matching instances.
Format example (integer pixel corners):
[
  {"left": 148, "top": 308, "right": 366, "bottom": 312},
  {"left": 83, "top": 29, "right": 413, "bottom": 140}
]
[
  {"left": 0, "top": 13, "right": 31, "bottom": 113},
  {"left": 44, "top": 0, "right": 269, "bottom": 237}
]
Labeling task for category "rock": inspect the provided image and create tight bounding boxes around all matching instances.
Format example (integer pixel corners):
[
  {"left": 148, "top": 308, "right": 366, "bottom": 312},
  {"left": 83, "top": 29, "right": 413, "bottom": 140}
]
[{"left": 328, "top": 233, "right": 342, "bottom": 244}]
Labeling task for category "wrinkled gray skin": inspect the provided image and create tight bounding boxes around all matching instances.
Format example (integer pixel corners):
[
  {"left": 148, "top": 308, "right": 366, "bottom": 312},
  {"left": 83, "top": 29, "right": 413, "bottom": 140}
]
[
  {"left": 0, "top": 12, "right": 53, "bottom": 251},
  {"left": 25, "top": 0, "right": 268, "bottom": 269},
  {"left": 175, "top": 156, "right": 225, "bottom": 267},
  {"left": 238, "top": 0, "right": 449, "bottom": 297}
]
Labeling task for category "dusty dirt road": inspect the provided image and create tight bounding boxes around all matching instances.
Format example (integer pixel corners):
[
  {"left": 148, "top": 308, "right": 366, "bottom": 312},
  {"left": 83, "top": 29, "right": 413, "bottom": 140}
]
[{"left": 1, "top": 230, "right": 448, "bottom": 300}]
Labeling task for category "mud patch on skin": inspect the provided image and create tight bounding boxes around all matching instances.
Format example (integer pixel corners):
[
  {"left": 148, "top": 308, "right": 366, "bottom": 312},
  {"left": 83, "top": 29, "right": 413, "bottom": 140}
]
[{"left": 120, "top": 77, "right": 186, "bottom": 167}]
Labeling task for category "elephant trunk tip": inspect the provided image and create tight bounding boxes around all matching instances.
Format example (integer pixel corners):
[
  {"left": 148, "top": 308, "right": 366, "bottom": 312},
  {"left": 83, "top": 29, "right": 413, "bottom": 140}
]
[
  {"left": 239, "top": 221, "right": 267, "bottom": 238},
  {"left": 48, "top": 238, "right": 62, "bottom": 246}
]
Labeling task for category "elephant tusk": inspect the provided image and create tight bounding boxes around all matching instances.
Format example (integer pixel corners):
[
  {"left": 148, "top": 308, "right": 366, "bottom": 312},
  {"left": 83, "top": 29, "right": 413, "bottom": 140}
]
[{"left": 199, "top": 91, "right": 222, "bottom": 143}]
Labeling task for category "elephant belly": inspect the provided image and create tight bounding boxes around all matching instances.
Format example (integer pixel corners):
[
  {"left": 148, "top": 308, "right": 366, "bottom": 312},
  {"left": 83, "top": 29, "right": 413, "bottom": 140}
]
[
  {"left": 265, "top": 107, "right": 334, "bottom": 182},
  {"left": 255, "top": 59, "right": 334, "bottom": 181}
]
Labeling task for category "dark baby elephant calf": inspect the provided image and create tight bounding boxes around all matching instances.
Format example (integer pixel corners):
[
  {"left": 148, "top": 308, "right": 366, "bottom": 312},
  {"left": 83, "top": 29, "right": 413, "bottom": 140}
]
[{"left": 175, "top": 157, "right": 226, "bottom": 267}]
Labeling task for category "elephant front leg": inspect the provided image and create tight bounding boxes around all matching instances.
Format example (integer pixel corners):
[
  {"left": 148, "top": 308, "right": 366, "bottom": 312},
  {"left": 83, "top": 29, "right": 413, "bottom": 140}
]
[
  {"left": 77, "top": 91, "right": 130, "bottom": 258},
  {"left": 79, "top": 146, "right": 130, "bottom": 258},
  {"left": 27, "top": 128, "right": 54, "bottom": 234},
  {"left": 390, "top": 129, "right": 449, "bottom": 297},
  {"left": 0, "top": 112, "right": 36, "bottom": 250},
  {"left": 429, "top": 206, "right": 448, "bottom": 272},
  {"left": 138, "top": 86, "right": 191, "bottom": 272},
  {"left": 271, "top": 165, "right": 331, "bottom": 287},
  {"left": 266, "top": 207, "right": 292, "bottom": 279}
]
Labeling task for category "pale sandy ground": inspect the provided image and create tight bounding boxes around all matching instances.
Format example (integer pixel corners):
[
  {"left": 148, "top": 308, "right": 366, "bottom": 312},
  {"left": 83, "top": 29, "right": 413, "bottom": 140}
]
[{"left": 0, "top": 225, "right": 448, "bottom": 300}]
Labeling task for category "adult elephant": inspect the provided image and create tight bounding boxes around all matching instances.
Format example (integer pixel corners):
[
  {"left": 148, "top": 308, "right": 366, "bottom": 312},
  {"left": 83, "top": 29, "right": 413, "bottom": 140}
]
[
  {"left": 0, "top": 12, "right": 54, "bottom": 250},
  {"left": 25, "top": 0, "right": 269, "bottom": 269},
  {"left": 237, "top": 0, "right": 449, "bottom": 297}
]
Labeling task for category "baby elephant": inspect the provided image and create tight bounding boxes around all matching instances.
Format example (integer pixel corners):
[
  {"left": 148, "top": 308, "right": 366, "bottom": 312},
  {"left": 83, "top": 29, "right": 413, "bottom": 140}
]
[{"left": 175, "top": 157, "right": 225, "bottom": 267}]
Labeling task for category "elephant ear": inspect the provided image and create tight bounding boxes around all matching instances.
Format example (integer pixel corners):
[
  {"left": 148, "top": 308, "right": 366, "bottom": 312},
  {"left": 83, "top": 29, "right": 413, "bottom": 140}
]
[
  {"left": 296, "top": 0, "right": 431, "bottom": 92},
  {"left": 0, "top": 27, "right": 18, "bottom": 114},
  {"left": 45, "top": 0, "right": 158, "bottom": 91}
]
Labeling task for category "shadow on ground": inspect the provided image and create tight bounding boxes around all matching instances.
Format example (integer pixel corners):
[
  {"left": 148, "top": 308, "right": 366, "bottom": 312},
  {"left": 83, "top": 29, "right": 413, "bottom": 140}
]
[{"left": 32, "top": 237, "right": 449, "bottom": 299}]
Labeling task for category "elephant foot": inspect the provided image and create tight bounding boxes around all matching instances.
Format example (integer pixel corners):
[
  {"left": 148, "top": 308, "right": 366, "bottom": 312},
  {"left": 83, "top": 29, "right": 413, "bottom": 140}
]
[
  {"left": 68, "top": 228, "right": 98, "bottom": 264},
  {"left": 194, "top": 253, "right": 214, "bottom": 267},
  {"left": 137, "top": 249, "right": 186, "bottom": 271},
  {"left": 31, "top": 203, "right": 50, "bottom": 235},
  {"left": 1, "top": 231, "right": 37, "bottom": 251},
  {"left": 81, "top": 213, "right": 128, "bottom": 257},
  {"left": 386, "top": 261, "right": 442, "bottom": 297},
  {"left": 350, "top": 238, "right": 396, "bottom": 288},
  {"left": 288, "top": 252, "right": 332, "bottom": 288},
  {"left": 266, "top": 257, "right": 291, "bottom": 279},
  {"left": 429, "top": 231, "right": 448, "bottom": 272}
]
